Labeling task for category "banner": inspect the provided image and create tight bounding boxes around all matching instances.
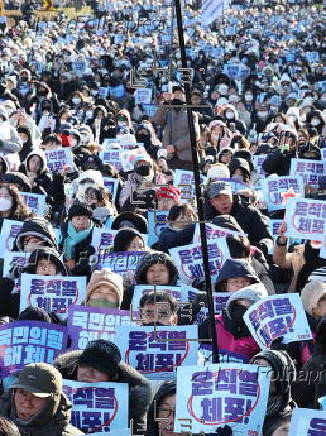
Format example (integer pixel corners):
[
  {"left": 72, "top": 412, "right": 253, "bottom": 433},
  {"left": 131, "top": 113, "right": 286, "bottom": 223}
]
[
  {"left": 115, "top": 326, "right": 198, "bottom": 379},
  {"left": 95, "top": 251, "right": 146, "bottom": 273},
  {"left": 261, "top": 176, "right": 304, "bottom": 211},
  {"left": 244, "top": 294, "right": 312, "bottom": 349},
  {"left": 174, "top": 170, "right": 206, "bottom": 204},
  {"left": 290, "top": 158, "right": 326, "bottom": 188},
  {"left": 174, "top": 364, "right": 270, "bottom": 434},
  {"left": 20, "top": 274, "right": 87, "bottom": 320},
  {"left": 99, "top": 150, "right": 122, "bottom": 170},
  {"left": 2, "top": 251, "right": 29, "bottom": 277},
  {"left": 170, "top": 240, "right": 230, "bottom": 284},
  {"left": 193, "top": 223, "right": 244, "bottom": 244},
  {"left": 20, "top": 192, "right": 46, "bottom": 216},
  {"left": 45, "top": 148, "right": 73, "bottom": 173},
  {"left": 286, "top": 198, "right": 326, "bottom": 241},
  {"left": 0, "top": 321, "right": 67, "bottom": 377},
  {"left": 67, "top": 306, "right": 131, "bottom": 350},
  {"left": 0, "top": 219, "right": 23, "bottom": 254},
  {"left": 289, "top": 408, "right": 326, "bottom": 436},
  {"left": 148, "top": 210, "right": 169, "bottom": 246},
  {"left": 63, "top": 380, "right": 129, "bottom": 433}
]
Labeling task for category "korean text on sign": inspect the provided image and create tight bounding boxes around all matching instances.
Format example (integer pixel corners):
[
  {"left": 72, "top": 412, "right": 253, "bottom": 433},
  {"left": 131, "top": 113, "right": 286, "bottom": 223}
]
[
  {"left": 115, "top": 326, "right": 198, "bottom": 379},
  {"left": 261, "top": 176, "right": 304, "bottom": 211},
  {"left": 286, "top": 198, "right": 326, "bottom": 241},
  {"left": 19, "top": 274, "right": 87, "bottom": 320},
  {"left": 290, "top": 158, "right": 326, "bottom": 188},
  {"left": 67, "top": 306, "right": 131, "bottom": 350},
  {"left": 289, "top": 408, "right": 326, "bottom": 436},
  {"left": 0, "top": 321, "right": 67, "bottom": 377},
  {"left": 175, "top": 364, "right": 270, "bottom": 434},
  {"left": 244, "top": 294, "right": 312, "bottom": 349},
  {"left": 63, "top": 380, "right": 129, "bottom": 433}
]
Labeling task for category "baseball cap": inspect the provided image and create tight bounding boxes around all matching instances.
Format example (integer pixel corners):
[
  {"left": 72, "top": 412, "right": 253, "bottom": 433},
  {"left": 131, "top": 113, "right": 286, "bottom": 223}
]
[
  {"left": 208, "top": 181, "right": 232, "bottom": 199},
  {"left": 12, "top": 363, "right": 62, "bottom": 398}
]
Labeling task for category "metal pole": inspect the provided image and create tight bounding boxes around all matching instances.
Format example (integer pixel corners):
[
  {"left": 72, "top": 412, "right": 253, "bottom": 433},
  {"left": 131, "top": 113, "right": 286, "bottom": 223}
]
[{"left": 174, "top": 0, "right": 219, "bottom": 363}]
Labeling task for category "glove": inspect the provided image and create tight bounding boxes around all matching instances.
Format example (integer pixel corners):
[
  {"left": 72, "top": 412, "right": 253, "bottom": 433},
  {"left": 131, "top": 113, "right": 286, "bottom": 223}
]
[{"left": 215, "top": 426, "right": 232, "bottom": 436}]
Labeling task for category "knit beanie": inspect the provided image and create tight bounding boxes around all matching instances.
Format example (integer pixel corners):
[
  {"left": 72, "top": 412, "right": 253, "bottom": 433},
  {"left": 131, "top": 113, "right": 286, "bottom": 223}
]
[
  {"left": 301, "top": 280, "right": 326, "bottom": 316},
  {"left": 86, "top": 269, "right": 124, "bottom": 305},
  {"left": 77, "top": 340, "right": 121, "bottom": 381}
]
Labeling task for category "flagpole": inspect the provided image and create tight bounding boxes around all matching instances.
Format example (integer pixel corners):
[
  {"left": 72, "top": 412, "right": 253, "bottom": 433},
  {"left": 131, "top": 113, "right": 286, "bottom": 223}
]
[{"left": 174, "top": 0, "right": 219, "bottom": 363}]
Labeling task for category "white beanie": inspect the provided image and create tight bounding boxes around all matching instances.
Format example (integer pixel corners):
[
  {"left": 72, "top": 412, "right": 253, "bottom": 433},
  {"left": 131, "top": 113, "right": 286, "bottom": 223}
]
[{"left": 301, "top": 281, "right": 326, "bottom": 316}]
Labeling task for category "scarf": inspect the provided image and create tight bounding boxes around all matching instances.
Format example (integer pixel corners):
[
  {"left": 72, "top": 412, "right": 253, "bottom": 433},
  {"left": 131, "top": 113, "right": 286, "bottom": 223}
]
[{"left": 63, "top": 221, "right": 93, "bottom": 259}]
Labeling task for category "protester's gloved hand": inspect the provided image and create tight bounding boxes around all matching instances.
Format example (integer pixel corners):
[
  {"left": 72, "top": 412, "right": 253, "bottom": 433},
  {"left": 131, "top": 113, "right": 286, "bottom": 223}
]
[
  {"left": 270, "top": 336, "right": 287, "bottom": 351},
  {"left": 215, "top": 426, "right": 233, "bottom": 436}
]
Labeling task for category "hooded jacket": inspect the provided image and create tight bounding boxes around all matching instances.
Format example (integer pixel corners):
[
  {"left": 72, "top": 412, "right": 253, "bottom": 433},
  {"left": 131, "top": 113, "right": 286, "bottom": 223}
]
[
  {"left": 252, "top": 350, "right": 296, "bottom": 436},
  {"left": 14, "top": 217, "right": 57, "bottom": 252},
  {"left": 0, "top": 391, "right": 83, "bottom": 436},
  {"left": 0, "top": 106, "right": 23, "bottom": 154},
  {"left": 21, "top": 150, "right": 53, "bottom": 198},
  {"left": 215, "top": 258, "right": 260, "bottom": 291},
  {"left": 53, "top": 350, "right": 151, "bottom": 433},
  {"left": 134, "top": 252, "right": 179, "bottom": 286}
]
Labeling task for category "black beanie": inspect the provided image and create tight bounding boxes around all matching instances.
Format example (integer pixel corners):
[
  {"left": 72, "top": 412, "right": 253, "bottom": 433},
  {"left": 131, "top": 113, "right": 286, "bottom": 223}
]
[
  {"left": 18, "top": 306, "right": 53, "bottom": 323},
  {"left": 77, "top": 340, "right": 121, "bottom": 380}
]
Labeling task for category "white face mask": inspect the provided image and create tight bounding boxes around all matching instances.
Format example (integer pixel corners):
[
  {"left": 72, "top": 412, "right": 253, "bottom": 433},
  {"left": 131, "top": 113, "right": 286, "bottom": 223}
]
[
  {"left": 96, "top": 81, "right": 101, "bottom": 87},
  {"left": 311, "top": 118, "right": 321, "bottom": 126},
  {"left": 72, "top": 98, "right": 81, "bottom": 105},
  {"left": 71, "top": 138, "right": 78, "bottom": 147},
  {"left": 85, "top": 111, "right": 93, "bottom": 118},
  {"left": 229, "top": 95, "right": 240, "bottom": 103},
  {"left": 0, "top": 198, "right": 12, "bottom": 211},
  {"left": 118, "top": 121, "right": 127, "bottom": 127},
  {"left": 225, "top": 111, "right": 234, "bottom": 119},
  {"left": 258, "top": 111, "right": 269, "bottom": 118},
  {"left": 245, "top": 94, "right": 253, "bottom": 102}
]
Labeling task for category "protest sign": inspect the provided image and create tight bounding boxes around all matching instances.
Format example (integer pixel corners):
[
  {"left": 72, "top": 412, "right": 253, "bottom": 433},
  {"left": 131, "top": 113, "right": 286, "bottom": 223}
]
[
  {"left": 286, "top": 197, "right": 326, "bottom": 241},
  {"left": 134, "top": 87, "right": 153, "bottom": 104},
  {"left": 99, "top": 150, "right": 122, "bottom": 170},
  {"left": 202, "top": 0, "right": 226, "bottom": 26},
  {"left": 20, "top": 192, "right": 46, "bottom": 216},
  {"left": 0, "top": 219, "right": 23, "bottom": 254},
  {"left": 174, "top": 364, "right": 270, "bottom": 434},
  {"left": 193, "top": 223, "right": 244, "bottom": 244},
  {"left": 195, "top": 292, "right": 231, "bottom": 324},
  {"left": 173, "top": 170, "right": 206, "bottom": 204},
  {"left": 45, "top": 148, "right": 73, "bottom": 173},
  {"left": 91, "top": 228, "right": 119, "bottom": 251},
  {"left": 290, "top": 158, "right": 326, "bottom": 188},
  {"left": 252, "top": 154, "right": 267, "bottom": 178},
  {"left": 148, "top": 210, "right": 169, "bottom": 245},
  {"left": 268, "top": 220, "right": 283, "bottom": 239},
  {"left": 2, "top": 251, "right": 29, "bottom": 277},
  {"left": 116, "top": 326, "right": 198, "bottom": 379},
  {"left": 261, "top": 176, "right": 304, "bottom": 211},
  {"left": 67, "top": 306, "right": 131, "bottom": 350},
  {"left": 170, "top": 240, "right": 230, "bottom": 285},
  {"left": 289, "top": 408, "right": 326, "bottom": 436},
  {"left": 223, "top": 63, "right": 250, "bottom": 81},
  {"left": 210, "top": 177, "right": 248, "bottom": 193},
  {"left": 20, "top": 274, "right": 87, "bottom": 320},
  {"left": 244, "top": 294, "right": 312, "bottom": 349},
  {"left": 95, "top": 251, "right": 147, "bottom": 274},
  {"left": 119, "top": 148, "right": 147, "bottom": 172},
  {"left": 63, "top": 380, "right": 129, "bottom": 433},
  {"left": 0, "top": 321, "right": 67, "bottom": 377},
  {"left": 103, "top": 177, "right": 120, "bottom": 203}
]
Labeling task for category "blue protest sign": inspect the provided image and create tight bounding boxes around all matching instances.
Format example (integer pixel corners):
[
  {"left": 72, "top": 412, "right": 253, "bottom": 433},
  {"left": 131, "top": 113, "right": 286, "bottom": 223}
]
[
  {"left": 0, "top": 219, "right": 23, "bottom": 255},
  {"left": 0, "top": 321, "right": 67, "bottom": 377},
  {"left": 286, "top": 197, "right": 326, "bottom": 241},
  {"left": 95, "top": 251, "right": 147, "bottom": 273},
  {"left": 116, "top": 325, "right": 198, "bottom": 379},
  {"left": 289, "top": 408, "right": 326, "bottom": 436},
  {"left": 45, "top": 148, "right": 73, "bottom": 173},
  {"left": 174, "top": 364, "right": 270, "bottom": 434},
  {"left": 290, "top": 158, "right": 326, "bottom": 188},
  {"left": 63, "top": 380, "right": 129, "bottom": 433},
  {"left": 67, "top": 306, "right": 131, "bottom": 350},
  {"left": 148, "top": 210, "right": 169, "bottom": 245},
  {"left": 20, "top": 192, "right": 45, "bottom": 216},
  {"left": 244, "top": 293, "right": 312, "bottom": 349},
  {"left": 19, "top": 274, "right": 87, "bottom": 320},
  {"left": 261, "top": 176, "right": 304, "bottom": 211}
]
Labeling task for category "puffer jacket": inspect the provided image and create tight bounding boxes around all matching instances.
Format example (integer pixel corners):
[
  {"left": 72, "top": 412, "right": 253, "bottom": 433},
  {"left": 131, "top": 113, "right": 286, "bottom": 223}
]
[
  {"left": 54, "top": 350, "right": 151, "bottom": 433},
  {"left": 0, "top": 391, "right": 83, "bottom": 436}
]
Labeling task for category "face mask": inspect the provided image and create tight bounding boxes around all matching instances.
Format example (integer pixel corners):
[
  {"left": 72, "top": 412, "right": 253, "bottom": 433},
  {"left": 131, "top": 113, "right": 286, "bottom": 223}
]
[
  {"left": 135, "top": 166, "right": 150, "bottom": 177},
  {"left": 311, "top": 118, "right": 321, "bottom": 126},
  {"left": 229, "top": 95, "right": 240, "bottom": 103},
  {"left": 245, "top": 94, "right": 253, "bottom": 102},
  {"left": 118, "top": 121, "right": 127, "bottom": 127},
  {"left": 94, "top": 206, "right": 110, "bottom": 218},
  {"left": 0, "top": 198, "right": 12, "bottom": 211},
  {"left": 72, "top": 98, "right": 81, "bottom": 105},
  {"left": 229, "top": 303, "right": 250, "bottom": 333},
  {"left": 91, "top": 90, "right": 97, "bottom": 96},
  {"left": 258, "top": 111, "right": 269, "bottom": 118},
  {"left": 71, "top": 138, "right": 78, "bottom": 147},
  {"left": 85, "top": 111, "right": 93, "bottom": 118},
  {"left": 96, "top": 81, "right": 101, "bottom": 87},
  {"left": 225, "top": 111, "right": 234, "bottom": 120},
  {"left": 88, "top": 299, "right": 119, "bottom": 308}
]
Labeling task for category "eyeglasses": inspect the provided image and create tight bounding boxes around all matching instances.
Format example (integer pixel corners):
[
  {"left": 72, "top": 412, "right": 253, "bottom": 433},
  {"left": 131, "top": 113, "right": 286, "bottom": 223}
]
[{"left": 141, "top": 310, "right": 171, "bottom": 320}]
